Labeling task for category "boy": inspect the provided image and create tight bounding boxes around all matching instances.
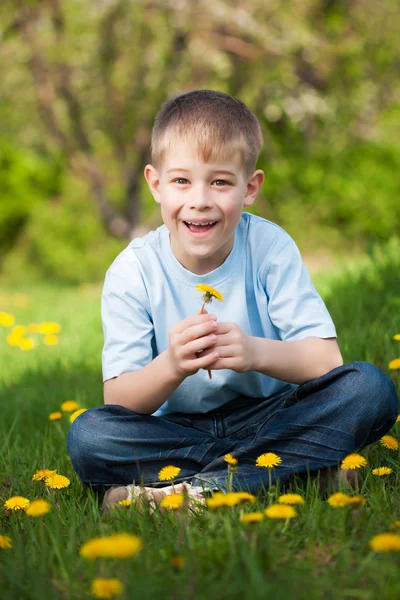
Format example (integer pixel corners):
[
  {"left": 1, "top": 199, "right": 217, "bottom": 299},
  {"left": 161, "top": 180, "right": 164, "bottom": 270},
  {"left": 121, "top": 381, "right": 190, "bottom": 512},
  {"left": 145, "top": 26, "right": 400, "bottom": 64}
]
[{"left": 67, "top": 90, "right": 398, "bottom": 511}]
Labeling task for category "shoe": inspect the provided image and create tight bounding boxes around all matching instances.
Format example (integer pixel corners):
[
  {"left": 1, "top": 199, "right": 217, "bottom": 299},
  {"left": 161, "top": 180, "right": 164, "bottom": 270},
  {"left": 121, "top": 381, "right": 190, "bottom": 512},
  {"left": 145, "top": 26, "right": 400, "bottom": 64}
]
[
  {"left": 102, "top": 482, "right": 207, "bottom": 515},
  {"left": 314, "top": 466, "right": 363, "bottom": 497}
]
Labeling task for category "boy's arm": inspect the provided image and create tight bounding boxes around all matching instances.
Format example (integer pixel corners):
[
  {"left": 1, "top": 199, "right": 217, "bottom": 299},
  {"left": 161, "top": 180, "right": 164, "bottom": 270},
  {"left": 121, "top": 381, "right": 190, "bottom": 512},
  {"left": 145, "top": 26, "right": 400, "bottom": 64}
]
[
  {"left": 104, "top": 348, "right": 184, "bottom": 414},
  {"left": 251, "top": 336, "right": 343, "bottom": 384}
]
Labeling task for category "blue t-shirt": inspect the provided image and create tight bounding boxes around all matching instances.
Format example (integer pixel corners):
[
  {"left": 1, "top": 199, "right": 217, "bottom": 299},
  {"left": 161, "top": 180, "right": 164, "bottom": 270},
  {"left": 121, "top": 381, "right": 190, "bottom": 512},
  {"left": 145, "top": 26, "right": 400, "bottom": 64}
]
[{"left": 101, "top": 212, "right": 337, "bottom": 416}]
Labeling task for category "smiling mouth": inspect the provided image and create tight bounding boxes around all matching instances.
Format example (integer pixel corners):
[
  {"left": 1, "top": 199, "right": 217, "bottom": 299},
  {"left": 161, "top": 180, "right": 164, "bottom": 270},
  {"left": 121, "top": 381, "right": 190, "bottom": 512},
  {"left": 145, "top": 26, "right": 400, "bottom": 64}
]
[{"left": 183, "top": 222, "right": 218, "bottom": 233}]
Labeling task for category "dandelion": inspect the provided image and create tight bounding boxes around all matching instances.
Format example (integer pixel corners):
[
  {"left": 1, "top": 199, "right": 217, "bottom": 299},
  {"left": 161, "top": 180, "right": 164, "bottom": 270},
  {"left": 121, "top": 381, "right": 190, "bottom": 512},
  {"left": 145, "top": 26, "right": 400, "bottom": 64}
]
[
  {"left": 61, "top": 400, "right": 79, "bottom": 413},
  {"left": 7, "top": 333, "right": 21, "bottom": 346},
  {"left": 70, "top": 408, "right": 87, "bottom": 423},
  {"left": 240, "top": 512, "right": 265, "bottom": 523},
  {"left": 43, "top": 335, "right": 59, "bottom": 345},
  {"left": 393, "top": 334, "right": 400, "bottom": 341},
  {"left": 38, "top": 322, "right": 61, "bottom": 335},
  {"left": 160, "top": 493, "right": 184, "bottom": 510},
  {"left": 390, "top": 521, "right": 400, "bottom": 530},
  {"left": 4, "top": 496, "right": 30, "bottom": 511},
  {"left": 380, "top": 435, "right": 399, "bottom": 450},
  {"left": 265, "top": 504, "right": 297, "bottom": 519},
  {"left": 256, "top": 453, "right": 282, "bottom": 468},
  {"left": 25, "top": 499, "right": 52, "bottom": 517},
  {"left": 346, "top": 496, "right": 366, "bottom": 506},
  {"left": 369, "top": 533, "right": 400, "bottom": 552},
  {"left": 11, "top": 325, "right": 26, "bottom": 337},
  {"left": 171, "top": 556, "right": 185, "bottom": 568},
  {"left": 206, "top": 491, "right": 255, "bottom": 510},
  {"left": 196, "top": 284, "right": 224, "bottom": 307},
  {"left": 327, "top": 492, "right": 352, "bottom": 507},
  {"left": 32, "top": 469, "right": 57, "bottom": 481},
  {"left": 91, "top": 578, "right": 123, "bottom": 599},
  {"left": 397, "top": 415, "right": 400, "bottom": 423},
  {"left": 19, "top": 338, "right": 36, "bottom": 351},
  {"left": 0, "top": 312, "right": 15, "bottom": 327},
  {"left": 372, "top": 467, "right": 393, "bottom": 476},
  {"left": 196, "top": 284, "right": 224, "bottom": 380},
  {"left": 277, "top": 494, "right": 304, "bottom": 505},
  {"left": 389, "top": 358, "right": 400, "bottom": 370},
  {"left": 49, "top": 411, "right": 63, "bottom": 421},
  {"left": 341, "top": 453, "right": 367, "bottom": 469},
  {"left": 44, "top": 474, "right": 70, "bottom": 489},
  {"left": 117, "top": 499, "right": 132, "bottom": 507},
  {"left": 158, "top": 465, "right": 181, "bottom": 481},
  {"left": 224, "top": 454, "right": 238, "bottom": 466},
  {"left": 0, "top": 535, "right": 12, "bottom": 549},
  {"left": 80, "top": 533, "right": 143, "bottom": 560}
]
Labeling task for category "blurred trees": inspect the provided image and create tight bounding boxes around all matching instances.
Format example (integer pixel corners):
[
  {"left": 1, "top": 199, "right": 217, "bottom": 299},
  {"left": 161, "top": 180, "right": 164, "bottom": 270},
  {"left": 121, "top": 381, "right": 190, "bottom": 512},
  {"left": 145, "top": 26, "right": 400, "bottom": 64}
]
[{"left": 0, "top": 0, "right": 399, "bottom": 282}]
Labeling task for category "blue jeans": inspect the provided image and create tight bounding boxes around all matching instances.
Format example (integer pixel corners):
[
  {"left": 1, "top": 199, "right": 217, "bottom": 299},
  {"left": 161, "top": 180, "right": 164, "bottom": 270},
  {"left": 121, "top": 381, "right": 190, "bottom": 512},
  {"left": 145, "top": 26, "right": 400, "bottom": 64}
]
[{"left": 66, "top": 361, "right": 398, "bottom": 495}]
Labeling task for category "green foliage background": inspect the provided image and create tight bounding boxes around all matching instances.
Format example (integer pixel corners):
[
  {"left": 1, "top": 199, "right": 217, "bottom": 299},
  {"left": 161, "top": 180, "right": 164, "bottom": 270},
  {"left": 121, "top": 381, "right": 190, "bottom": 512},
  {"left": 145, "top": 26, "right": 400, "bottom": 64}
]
[{"left": 0, "top": 0, "right": 399, "bottom": 283}]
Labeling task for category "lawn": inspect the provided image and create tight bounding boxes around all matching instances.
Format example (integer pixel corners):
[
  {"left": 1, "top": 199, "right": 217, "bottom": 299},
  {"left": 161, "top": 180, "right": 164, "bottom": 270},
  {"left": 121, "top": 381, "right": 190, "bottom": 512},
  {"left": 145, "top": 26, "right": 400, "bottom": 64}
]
[{"left": 0, "top": 238, "right": 400, "bottom": 600}]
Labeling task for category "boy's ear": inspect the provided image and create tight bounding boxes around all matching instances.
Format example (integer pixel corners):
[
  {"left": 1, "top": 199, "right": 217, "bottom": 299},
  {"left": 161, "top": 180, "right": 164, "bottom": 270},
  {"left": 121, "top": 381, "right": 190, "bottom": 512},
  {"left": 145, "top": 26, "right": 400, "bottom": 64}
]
[
  {"left": 244, "top": 169, "right": 264, "bottom": 207},
  {"left": 144, "top": 164, "right": 161, "bottom": 204}
]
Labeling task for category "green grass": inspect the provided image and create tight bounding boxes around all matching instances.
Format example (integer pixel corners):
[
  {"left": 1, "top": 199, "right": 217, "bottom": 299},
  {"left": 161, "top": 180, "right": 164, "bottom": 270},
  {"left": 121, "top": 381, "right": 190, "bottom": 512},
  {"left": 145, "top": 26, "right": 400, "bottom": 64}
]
[{"left": 0, "top": 238, "right": 400, "bottom": 600}]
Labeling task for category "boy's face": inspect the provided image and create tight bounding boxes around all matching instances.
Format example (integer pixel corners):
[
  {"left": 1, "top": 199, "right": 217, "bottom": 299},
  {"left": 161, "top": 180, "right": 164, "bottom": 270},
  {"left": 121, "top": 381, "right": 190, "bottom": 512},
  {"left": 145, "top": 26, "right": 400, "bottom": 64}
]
[{"left": 145, "top": 140, "right": 264, "bottom": 275}]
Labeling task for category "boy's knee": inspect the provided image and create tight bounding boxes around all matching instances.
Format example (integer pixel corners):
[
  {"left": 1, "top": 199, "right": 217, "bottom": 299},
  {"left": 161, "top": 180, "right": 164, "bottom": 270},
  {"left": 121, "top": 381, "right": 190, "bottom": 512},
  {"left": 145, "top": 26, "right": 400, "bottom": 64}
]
[
  {"left": 66, "top": 407, "right": 104, "bottom": 470},
  {"left": 348, "top": 361, "right": 398, "bottom": 422}
]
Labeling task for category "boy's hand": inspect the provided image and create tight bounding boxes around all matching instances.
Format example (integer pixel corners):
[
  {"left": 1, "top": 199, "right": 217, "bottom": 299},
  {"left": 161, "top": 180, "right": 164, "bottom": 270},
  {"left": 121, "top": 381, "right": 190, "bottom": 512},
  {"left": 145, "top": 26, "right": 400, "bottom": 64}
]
[
  {"left": 200, "top": 321, "right": 256, "bottom": 374},
  {"left": 167, "top": 312, "right": 220, "bottom": 379}
]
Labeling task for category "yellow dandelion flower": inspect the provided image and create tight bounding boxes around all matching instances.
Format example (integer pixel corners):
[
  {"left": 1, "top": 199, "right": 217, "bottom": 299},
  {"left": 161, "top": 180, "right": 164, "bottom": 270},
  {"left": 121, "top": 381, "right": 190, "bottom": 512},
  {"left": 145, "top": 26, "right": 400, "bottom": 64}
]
[
  {"left": 380, "top": 435, "right": 399, "bottom": 451},
  {"left": 4, "top": 496, "right": 30, "bottom": 511},
  {"left": 11, "top": 325, "right": 26, "bottom": 337},
  {"left": 61, "top": 400, "right": 79, "bottom": 413},
  {"left": 0, "top": 535, "right": 12, "bottom": 549},
  {"left": 160, "top": 493, "right": 184, "bottom": 510},
  {"left": 390, "top": 521, "right": 400, "bottom": 530},
  {"left": 7, "top": 333, "right": 21, "bottom": 346},
  {"left": 69, "top": 408, "right": 87, "bottom": 423},
  {"left": 265, "top": 504, "right": 297, "bottom": 519},
  {"left": 277, "top": 494, "right": 305, "bottom": 505},
  {"left": 117, "top": 499, "right": 132, "bottom": 507},
  {"left": 25, "top": 499, "right": 52, "bottom": 517},
  {"left": 91, "top": 578, "right": 123, "bottom": 599},
  {"left": 392, "top": 334, "right": 400, "bottom": 341},
  {"left": 389, "top": 358, "right": 400, "bottom": 370},
  {"left": 240, "top": 512, "right": 265, "bottom": 523},
  {"left": 207, "top": 492, "right": 230, "bottom": 510},
  {"left": 372, "top": 467, "right": 393, "bottom": 476},
  {"left": 255, "top": 452, "right": 282, "bottom": 468},
  {"left": 49, "top": 411, "right": 63, "bottom": 421},
  {"left": 171, "top": 556, "right": 185, "bottom": 568},
  {"left": 158, "top": 465, "right": 181, "bottom": 481},
  {"left": 27, "top": 323, "right": 39, "bottom": 333},
  {"left": 32, "top": 469, "right": 57, "bottom": 481},
  {"left": 397, "top": 415, "right": 400, "bottom": 423},
  {"left": 43, "top": 335, "right": 59, "bottom": 346},
  {"left": 196, "top": 284, "right": 224, "bottom": 303},
  {"left": 224, "top": 453, "right": 238, "bottom": 466},
  {"left": 44, "top": 474, "right": 70, "bottom": 489},
  {"left": 346, "top": 496, "right": 366, "bottom": 506},
  {"left": 341, "top": 453, "right": 367, "bottom": 470},
  {"left": 369, "top": 533, "right": 400, "bottom": 552},
  {"left": 19, "top": 338, "right": 36, "bottom": 351},
  {"left": 232, "top": 492, "right": 256, "bottom": 504},
  {"left": 0, "top": 312, "right": 15, "bottom": 327},
  {"left": 38, "top": 322, "right": 61, "bottom": 335},
  {"left": 80, "top": 533, "right": 143, "bottom": 560},
  {"left": 327, "top": 492, "right": 352, "bottom": 507}
]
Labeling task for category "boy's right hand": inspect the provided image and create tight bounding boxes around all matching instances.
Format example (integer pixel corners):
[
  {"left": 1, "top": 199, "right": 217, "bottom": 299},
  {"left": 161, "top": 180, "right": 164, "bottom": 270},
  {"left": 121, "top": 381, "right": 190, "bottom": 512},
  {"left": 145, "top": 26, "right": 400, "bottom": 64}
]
[{"left": 167, "top": 311, "right": 219, "bottom": 379}]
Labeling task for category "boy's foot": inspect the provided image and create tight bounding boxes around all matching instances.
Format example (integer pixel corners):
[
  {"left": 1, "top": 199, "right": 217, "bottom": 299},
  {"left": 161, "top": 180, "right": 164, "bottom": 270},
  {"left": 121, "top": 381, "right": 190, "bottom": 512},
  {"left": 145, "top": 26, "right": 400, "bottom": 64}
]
[
  {"left": 314, "top": 466, "right": 363, "bottom": 497},
  {"left": 102, "top": 482, "right": 207, "bottom": 515}
]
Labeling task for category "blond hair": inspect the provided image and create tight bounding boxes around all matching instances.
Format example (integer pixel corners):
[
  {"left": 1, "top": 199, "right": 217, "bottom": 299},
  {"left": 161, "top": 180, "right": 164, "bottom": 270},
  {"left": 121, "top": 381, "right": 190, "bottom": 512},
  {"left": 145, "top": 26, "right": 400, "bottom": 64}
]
[{"left": 151, "top": 90, "right": 263, "bottom": 176}]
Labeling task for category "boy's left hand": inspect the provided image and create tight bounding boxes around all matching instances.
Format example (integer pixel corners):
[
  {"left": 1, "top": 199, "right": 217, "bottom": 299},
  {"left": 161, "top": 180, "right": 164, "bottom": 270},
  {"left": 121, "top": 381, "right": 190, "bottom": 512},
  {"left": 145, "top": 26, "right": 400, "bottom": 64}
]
[{"left": 201, "top": 321, "right": 256, "bottom": 373}]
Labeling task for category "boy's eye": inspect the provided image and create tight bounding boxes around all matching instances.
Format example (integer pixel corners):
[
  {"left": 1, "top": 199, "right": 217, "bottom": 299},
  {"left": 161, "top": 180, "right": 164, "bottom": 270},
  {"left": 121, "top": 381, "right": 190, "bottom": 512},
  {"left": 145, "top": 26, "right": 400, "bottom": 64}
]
[{"left": 172, "top": 178, "right": 231, "bottom": 186}]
